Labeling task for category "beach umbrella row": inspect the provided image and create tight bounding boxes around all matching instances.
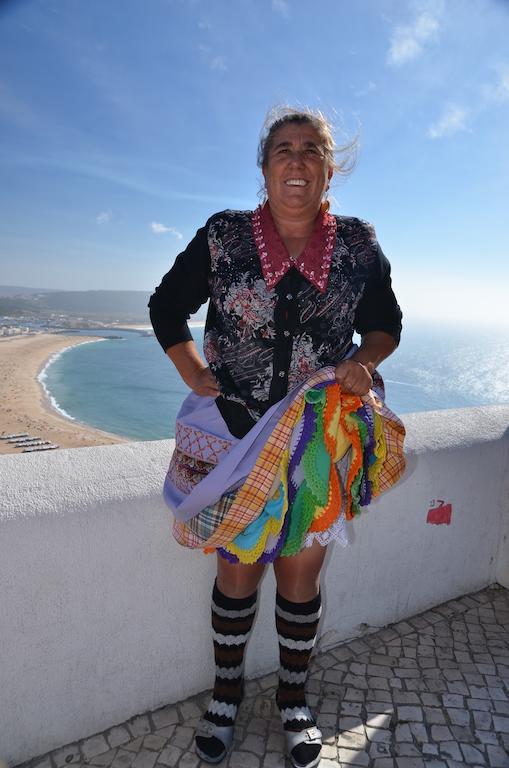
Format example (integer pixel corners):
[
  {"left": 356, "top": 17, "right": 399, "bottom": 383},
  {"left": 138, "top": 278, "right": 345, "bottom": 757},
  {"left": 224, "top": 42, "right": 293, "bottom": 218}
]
[{"left": 1, "top": 433, "right": 60, "bottom": 452}]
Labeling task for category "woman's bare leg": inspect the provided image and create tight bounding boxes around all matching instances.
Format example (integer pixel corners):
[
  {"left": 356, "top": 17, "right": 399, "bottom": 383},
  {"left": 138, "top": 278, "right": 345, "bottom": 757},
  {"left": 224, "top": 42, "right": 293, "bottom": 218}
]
[
  {"left": 216, "top": 552, "right": 267, "bottom": 597},
  {"left": 273, "top": 539, "right": 327, "bottom": 601}
]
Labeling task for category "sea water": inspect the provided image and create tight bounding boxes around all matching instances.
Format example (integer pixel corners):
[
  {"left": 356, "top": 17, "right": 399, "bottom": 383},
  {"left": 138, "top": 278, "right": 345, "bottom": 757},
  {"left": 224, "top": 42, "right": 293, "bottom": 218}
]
[{"left": 43, "top": 323, "right": 509, "bottom": 441}]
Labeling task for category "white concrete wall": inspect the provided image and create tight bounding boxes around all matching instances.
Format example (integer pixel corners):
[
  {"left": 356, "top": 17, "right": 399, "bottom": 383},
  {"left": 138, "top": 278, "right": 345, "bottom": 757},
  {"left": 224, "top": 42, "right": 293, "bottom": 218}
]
[
  {"left": 1, "top": 405, "right": 508, "bottom": 765},
  {"left": 495, "top": 413, "right": 509, "bottom": 589}
]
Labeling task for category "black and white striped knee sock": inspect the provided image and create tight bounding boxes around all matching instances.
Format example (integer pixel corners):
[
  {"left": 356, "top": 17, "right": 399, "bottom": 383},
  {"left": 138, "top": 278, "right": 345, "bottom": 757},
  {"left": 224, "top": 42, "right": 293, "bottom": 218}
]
[
  {"left": 275, "top": 590, "right": 322, "bottom": 732},
  {"left": 204, "top": 580, "right": 258, "bottom": 726}
]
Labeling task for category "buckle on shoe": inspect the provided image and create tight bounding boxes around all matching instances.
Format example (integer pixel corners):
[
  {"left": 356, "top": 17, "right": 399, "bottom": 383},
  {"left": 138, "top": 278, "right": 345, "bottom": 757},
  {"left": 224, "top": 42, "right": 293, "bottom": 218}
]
[
  {"left": 196, "top": 718, "right": 216, "bottom": 737},
  {"left": 285, "top": 724, "right": 323, "bottom": 768},
  {"left": 195, "top": 717, "right": 235, "bottom": 763}
]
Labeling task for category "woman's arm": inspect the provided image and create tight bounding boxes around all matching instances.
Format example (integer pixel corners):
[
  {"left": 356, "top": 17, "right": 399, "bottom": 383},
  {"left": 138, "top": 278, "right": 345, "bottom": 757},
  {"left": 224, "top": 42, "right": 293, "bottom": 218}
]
[
  {"left": 166, "top": 340, "right": 220, "bottom": 397},
  {"left": 149, "top": 222, "right": 211, "bottom": 350},
  {"left": 335, "top": 221, "right": 402, "bottom": 395},
  {"left": 149, "top": 219, "right": 219, "bottom": 396}
]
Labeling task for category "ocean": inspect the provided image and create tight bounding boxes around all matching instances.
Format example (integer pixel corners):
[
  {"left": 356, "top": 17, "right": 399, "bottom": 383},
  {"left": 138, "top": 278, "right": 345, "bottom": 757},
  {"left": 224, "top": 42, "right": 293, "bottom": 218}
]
[{"left": 40, "top": 323, "right": 509, "bottom": 441}]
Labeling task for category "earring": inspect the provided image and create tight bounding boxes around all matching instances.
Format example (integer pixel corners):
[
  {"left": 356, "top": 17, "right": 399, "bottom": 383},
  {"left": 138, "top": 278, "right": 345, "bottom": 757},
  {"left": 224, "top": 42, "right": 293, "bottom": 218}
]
[{"left": 321, "top": 199, "right": 330, "bottom": 213}]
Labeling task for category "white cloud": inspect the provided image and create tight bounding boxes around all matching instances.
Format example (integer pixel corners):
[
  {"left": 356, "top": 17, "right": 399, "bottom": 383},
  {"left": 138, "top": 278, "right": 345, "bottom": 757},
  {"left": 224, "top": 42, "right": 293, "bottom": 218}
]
[
  {"left": 427, "top": 66, "right": 509, "bottom": 142},
  {"left": 272, "top": 0, "right": 289, "bottom": 16},
  {"left": 427, "top": 105, "right": 468, "bottom": 139},
  {"left": 482, "top": 66, "right": 509, "bottom": 105},
  {"left": 209, "top": 56, "right": 227, "bottom": 72},
  {"left": 150, "top": 222, "right": 183, "bottom": 238},
  {"left": 355, "top": 81, "right": 376, "bottom": 98},
  {"left": 96, "top": 210, "right": 112, "bottom": 224},
  {"left": 198, "top": 46, "right": 227, "bottom": 72},
  {"left": 387, "top": 4, "right": 442, "bottom": 67}
]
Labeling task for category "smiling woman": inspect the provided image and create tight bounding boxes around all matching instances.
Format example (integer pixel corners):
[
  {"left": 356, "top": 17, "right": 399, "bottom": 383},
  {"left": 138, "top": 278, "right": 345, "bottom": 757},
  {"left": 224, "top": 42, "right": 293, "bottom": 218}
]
[{"left": 148, "top": 106, "right": 405, "bottom": 768}]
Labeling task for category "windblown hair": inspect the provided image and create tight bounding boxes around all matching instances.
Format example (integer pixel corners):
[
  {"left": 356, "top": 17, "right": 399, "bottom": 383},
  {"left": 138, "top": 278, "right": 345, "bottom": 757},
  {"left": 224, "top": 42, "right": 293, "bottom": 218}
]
[{"left": 257, "top": 105, "right": 358, "bottom": 177}]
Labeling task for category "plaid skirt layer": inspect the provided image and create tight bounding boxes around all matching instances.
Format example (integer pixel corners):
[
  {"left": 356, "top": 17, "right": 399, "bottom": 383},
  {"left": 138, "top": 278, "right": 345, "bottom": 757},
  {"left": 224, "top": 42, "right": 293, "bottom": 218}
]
[{"left": 166, "top": 368, "right": 406, "bottom": 564}]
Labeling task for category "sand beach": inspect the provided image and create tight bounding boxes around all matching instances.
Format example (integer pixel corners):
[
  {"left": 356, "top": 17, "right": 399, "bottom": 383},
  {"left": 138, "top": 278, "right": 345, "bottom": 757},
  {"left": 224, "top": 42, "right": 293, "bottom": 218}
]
[{"left": 0, "top": 333, "right": 126, "bottom": 455}]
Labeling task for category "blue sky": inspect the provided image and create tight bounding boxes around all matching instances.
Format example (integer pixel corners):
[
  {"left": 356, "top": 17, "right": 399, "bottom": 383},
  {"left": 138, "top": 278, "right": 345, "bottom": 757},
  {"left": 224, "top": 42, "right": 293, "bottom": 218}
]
[{"left": 0, "top": 0, "right": 508, "bottom": 327}]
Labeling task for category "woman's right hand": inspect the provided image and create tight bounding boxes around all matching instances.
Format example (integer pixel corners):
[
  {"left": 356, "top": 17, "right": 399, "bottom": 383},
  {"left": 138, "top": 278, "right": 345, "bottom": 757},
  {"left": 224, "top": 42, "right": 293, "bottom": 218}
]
[
  {"left": 165, "top": 341, "right": 220, "bottom": 398},
  {"left": 188, "top": 366, "right": 221, "bottom": 398}
]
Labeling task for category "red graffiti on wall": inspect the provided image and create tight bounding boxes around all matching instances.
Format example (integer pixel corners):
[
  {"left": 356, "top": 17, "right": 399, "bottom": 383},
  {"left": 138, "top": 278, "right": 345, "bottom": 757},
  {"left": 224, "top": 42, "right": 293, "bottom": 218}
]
[{"left": 427, "top": 500, "right": 452, "bottom": 525}]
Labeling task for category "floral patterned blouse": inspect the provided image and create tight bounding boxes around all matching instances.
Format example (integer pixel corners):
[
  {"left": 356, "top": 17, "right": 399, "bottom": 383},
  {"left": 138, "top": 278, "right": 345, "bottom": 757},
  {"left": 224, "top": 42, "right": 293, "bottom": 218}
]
[{"left": 149, "top": 207, "right": 402, "bottom": 438}]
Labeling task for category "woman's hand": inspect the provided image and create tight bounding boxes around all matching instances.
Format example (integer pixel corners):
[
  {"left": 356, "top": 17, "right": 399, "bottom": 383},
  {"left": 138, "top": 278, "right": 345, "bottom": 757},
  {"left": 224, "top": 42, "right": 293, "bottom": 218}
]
[
  {"left": 188, "top": 366, "right": 221, "bottom": 398},
  {"left": 335, "top": 332, "right": 398, "bottom": 396},
  {"left": 165, "top": 341, "right": 220, "bottom": 398},
  {"left": 334, "top": 359, "right": 373, "bottom": 396}
]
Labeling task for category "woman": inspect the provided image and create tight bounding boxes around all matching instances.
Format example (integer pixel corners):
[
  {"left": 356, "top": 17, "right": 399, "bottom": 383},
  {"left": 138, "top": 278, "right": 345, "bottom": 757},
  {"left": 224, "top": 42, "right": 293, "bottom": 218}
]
[{"left": 149, "top": 107, "right": 404, "bottom": 768}]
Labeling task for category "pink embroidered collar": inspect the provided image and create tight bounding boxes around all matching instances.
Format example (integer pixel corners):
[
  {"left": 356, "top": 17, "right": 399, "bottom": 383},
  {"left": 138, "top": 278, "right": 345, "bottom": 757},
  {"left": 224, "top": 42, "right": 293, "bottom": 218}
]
[{"left": 252, "top": 202, "right": 337, "bottom": 293}]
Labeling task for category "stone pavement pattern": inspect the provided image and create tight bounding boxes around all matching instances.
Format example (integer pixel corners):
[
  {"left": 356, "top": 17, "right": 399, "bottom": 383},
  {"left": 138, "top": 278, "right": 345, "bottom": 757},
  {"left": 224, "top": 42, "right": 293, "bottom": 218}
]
[{"left": 18, "top": 586, "right": 509, "bottom": 768}]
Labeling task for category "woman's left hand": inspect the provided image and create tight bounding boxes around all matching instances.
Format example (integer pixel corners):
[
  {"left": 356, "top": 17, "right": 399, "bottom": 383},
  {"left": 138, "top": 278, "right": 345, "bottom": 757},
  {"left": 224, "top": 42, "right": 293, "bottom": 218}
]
[{"left": 334, "top": 359, "right": 373, "bottom": 396}]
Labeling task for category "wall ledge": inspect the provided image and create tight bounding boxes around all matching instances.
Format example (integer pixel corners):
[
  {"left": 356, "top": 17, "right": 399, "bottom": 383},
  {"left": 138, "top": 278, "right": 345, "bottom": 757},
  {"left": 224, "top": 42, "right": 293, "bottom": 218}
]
[
  {"left": 2, "top": 405, "right": 508, "bottom": 524},
  {"left": 1, "top": 404, "right": 508, "bottom": 764}
]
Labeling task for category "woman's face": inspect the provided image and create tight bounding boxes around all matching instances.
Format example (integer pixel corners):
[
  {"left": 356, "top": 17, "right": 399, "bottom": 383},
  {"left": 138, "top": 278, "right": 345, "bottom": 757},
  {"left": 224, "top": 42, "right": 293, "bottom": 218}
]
[{"left": 262, "top": 122, "right": 333, "bottom": 218}]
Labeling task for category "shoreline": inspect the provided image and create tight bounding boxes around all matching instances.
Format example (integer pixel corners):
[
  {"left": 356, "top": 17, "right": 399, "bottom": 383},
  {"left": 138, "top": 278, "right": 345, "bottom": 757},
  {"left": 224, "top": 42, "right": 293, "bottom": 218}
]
[
  {"left": 37, "top": 338, "right": 108, "bottom": 423},
  {"left": 0, "top": 334, "right": 127, "bottom": 455}
]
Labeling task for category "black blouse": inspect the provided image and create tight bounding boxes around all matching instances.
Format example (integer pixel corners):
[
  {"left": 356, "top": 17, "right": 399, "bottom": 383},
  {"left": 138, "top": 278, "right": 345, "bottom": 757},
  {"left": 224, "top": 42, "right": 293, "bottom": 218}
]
[{"left": 149, "top": 209, "right": 402, "bottom": 438}]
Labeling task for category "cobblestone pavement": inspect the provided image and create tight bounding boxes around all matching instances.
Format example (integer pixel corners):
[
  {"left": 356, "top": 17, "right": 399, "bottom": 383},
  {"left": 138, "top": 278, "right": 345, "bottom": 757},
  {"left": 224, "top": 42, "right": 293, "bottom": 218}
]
[{"left": 18, "top": 585, "right": 509, "bottom": 768}]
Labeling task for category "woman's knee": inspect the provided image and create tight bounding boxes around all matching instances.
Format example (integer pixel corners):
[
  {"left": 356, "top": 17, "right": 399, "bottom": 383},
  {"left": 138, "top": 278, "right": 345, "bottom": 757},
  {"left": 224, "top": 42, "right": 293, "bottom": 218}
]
[
  {"left": 273, "top": 542, "right": 327, "bottom": 602},
  {"left": 216, "top": 554, "right": 266, "bottom": 598},
  {"left": 274, "top": 573, "right": 321, "bottom": 603}
]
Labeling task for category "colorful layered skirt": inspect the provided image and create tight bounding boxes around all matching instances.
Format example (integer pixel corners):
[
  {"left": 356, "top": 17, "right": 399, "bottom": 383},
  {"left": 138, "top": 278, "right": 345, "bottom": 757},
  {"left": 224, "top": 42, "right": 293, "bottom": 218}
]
[{"left": 163, "top": 366, "right": 406, "bottom": 564}]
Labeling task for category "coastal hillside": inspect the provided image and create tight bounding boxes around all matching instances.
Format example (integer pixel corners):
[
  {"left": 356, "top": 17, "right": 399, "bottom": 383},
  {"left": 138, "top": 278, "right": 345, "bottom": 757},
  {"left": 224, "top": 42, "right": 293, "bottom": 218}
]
[
  {"left": 0, "top": 287, "right": 208, "bottom": 323},
  {"left": 0, "top": 286, "right": 60, "bottom": 295}
]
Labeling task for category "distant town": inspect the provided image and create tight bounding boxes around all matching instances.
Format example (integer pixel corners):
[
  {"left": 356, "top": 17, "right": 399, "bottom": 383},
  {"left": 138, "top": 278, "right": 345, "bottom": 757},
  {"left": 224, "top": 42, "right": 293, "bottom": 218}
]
[
  {"left": 0, "top": 286, "right": 154, "bottom": 337},
  {"left": 0, "top": 317, "right": 148, "bottom": 338},
  {"left": 0, "top": 285, "right": 207, "bottom": 337}
]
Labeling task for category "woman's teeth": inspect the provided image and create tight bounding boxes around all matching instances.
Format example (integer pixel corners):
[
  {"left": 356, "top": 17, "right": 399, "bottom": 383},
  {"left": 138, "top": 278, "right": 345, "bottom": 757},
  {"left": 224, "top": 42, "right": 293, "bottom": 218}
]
[{"left": 285, "top": 179, "right": 307, "bottom": 186}]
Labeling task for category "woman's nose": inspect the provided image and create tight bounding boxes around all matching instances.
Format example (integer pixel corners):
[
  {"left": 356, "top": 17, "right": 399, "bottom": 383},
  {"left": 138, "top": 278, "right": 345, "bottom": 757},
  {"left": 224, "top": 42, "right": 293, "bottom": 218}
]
[{"left": 287, "top": 149, "right": 306, "bottom": 164}]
